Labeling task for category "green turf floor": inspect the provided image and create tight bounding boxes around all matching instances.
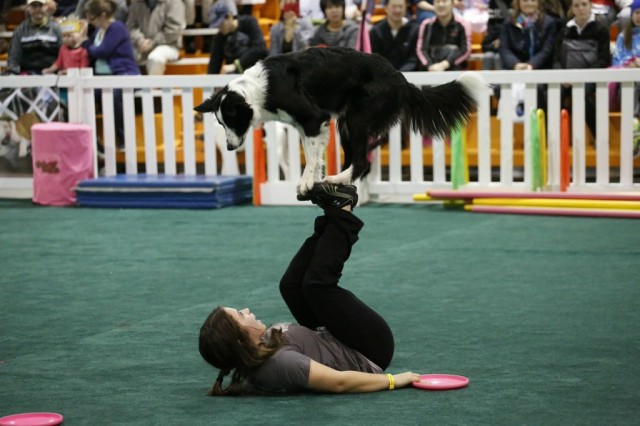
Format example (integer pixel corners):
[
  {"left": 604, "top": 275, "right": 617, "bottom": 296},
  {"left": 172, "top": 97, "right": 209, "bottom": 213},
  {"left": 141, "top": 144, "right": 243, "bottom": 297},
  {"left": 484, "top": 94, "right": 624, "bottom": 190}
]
[{"left": 1, "top": 200, "right": 639, "bottom": 425}]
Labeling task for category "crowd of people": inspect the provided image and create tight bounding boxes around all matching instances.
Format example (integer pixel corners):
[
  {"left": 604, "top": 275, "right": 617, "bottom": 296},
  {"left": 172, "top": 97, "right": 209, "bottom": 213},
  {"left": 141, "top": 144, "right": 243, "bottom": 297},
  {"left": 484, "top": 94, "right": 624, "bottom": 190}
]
[{"left": 1, "top": 0, "right": 639, "bottom": 155}]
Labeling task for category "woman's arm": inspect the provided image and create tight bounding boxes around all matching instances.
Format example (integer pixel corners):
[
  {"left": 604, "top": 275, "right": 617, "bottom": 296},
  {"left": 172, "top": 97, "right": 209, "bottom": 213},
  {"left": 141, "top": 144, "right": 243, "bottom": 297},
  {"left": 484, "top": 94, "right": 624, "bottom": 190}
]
[
  {"left": 498, "top": 21, "right": 520, "bottom": 70},
  {"left": 307, "top": 359, "right": 421, "bottom": 393},
  {"left": 84, "top": 23, "right": 127, "bottom": 59},
  {"left": 595, "top": 25, "right": 612, "bottom": 68},
  {"left": 528, "top": 19, "right": 557, "bottom": 69}
]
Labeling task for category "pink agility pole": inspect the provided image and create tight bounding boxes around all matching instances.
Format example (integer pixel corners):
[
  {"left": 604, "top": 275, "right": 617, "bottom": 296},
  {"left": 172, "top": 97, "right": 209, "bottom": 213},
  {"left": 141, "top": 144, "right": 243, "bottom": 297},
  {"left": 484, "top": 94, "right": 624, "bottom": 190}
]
[
  {"left": 426, "top": 190, "right": 640, "bottom": 202},
  {"left": 465, "top": 205, "right": 640, "bottom": 219}
]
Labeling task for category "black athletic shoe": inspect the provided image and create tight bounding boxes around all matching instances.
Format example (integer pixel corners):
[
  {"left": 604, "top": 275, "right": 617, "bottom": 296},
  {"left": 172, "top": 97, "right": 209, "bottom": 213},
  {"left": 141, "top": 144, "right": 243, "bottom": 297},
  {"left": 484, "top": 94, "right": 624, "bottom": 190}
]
[{"left": 297, "top": 183, "right": 358, "bottom": 209}]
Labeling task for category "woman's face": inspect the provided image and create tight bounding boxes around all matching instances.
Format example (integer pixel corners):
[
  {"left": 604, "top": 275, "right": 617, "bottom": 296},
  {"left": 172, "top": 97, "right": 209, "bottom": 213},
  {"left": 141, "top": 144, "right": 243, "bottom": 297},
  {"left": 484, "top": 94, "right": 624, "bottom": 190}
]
[
  {"left": 324, "top": 4, "right": 344, "bottom": 24},
  {"left": 434, "top": 0, "right": 454, "bottom": 19},
  {"left": 519, "top": 0, "right": 539, "bottom": 15},
  {"left": 224, "top": 307, "right": 266, "bottom": 342},
  {"left": 87, "top": 12, "right": 108, "bottom": 29},
  {"left": 633, "top": 9, "right": 640, "bottom": 27},
  {"left": 571, "top": 0, "right": 591, "bottom": 24}
]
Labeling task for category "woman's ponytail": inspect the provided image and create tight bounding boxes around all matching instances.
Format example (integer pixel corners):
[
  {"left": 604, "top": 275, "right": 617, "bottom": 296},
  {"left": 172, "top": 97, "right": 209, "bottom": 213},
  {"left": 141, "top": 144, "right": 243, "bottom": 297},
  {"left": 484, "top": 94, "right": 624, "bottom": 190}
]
[{"left": 208, "top": 369, "right": 230, "bottom": 396}]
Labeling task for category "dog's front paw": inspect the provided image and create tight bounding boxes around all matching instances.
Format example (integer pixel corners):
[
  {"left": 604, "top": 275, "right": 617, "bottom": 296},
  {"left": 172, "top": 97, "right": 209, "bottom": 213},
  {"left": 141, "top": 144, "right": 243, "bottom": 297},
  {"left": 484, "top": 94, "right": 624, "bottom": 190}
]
[{"left": 297, "top": 173, "right": 316, "bottom": 195}]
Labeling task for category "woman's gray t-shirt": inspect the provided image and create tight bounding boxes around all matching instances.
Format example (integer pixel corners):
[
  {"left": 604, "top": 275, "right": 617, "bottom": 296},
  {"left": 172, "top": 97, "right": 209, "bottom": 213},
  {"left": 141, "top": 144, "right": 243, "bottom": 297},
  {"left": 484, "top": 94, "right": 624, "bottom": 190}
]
[{"left": 248, "top": 323, "right": 382, "bottom": 393}]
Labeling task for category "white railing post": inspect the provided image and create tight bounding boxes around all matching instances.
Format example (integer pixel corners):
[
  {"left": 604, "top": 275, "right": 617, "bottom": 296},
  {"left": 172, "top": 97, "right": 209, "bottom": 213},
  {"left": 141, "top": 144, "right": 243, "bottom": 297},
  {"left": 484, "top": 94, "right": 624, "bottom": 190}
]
[
  {"left": 1, "top": 70, "right": 638, "bottom": 201},
  {"left": 620, "top": 81, "right": 635, "bottom": 187},
  {"left": 572, "top": 83, "right": 586, "bottom": 186},
  {"left": 500, "top": 83, "right": 514, "bottom": 185},
  {"left": 547, "top": 83, "right": 561, "bottom": 189},
  {"left": 595, "top": 82, "right": 610, "bottom": 185}
]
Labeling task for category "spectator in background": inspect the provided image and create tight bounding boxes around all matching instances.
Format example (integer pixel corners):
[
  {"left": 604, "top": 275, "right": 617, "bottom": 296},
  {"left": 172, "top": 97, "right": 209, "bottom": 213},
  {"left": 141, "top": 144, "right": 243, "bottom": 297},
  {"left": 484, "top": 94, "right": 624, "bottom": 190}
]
[
  {"left": 269, "top": 0, "right": 314, "bottom": 56},
  {"left": 591, "top": 0, "right": 618, "bottom": 26},
  {"left": 126, "top": 0, "right": 185, "bottom": 75},
  {"left": 184, "top": 0, "right": 214, "bottom": 26},
  {"left": 481, "top": 0, "right": 509, "bottom": 70},
  {"left": 43, "top": 18, "right": 89, "bottom": 73},
  {"left": 554, "top": 0, "right": 610, "bottom": 142},
  {"left": 300, "top": 0, "right": 325, "bottom": 21},
  {"left": 542, "top": 0, "right": 570, "bottom": 30},
  {"left": 612, "top": 0, "right": 640, "bottom": 157},
  {"left": 416, "top": 0, "right": 471, "bottom": 71},
  {"left": 498, "top": 0, "right": 557, "bottom": 116},
  {"left": 76, "top": 0, "right": 128, "bottom": 21},
  {"left": 499, "top": 0, "right": 557, "bottom": 70},
  {"left": 7, "top": 0, "right": 61, "bottom": 75},
  {"left": 207, "top": 0, "right": 268, "bottom": 74},
  {"left": 412, "top": 0, "right": 436, "bottom": 23},
  {"left": 52, "top": 0, "right": 80, "bottom": 17},
  {"left": 613, "top": 0, "right": 640, "bottom": 67},
  {"left": 310, "top": 0, "right": 359, "bottom": 48},
  {"left": 370, "top": 0, "right": 419, "bottom": 71},
  {"left": 183, "top": 0, "right": 214, "bottom": 52},
  {"left": 82, "top": 0, "right": 140, "bottom": 149}
]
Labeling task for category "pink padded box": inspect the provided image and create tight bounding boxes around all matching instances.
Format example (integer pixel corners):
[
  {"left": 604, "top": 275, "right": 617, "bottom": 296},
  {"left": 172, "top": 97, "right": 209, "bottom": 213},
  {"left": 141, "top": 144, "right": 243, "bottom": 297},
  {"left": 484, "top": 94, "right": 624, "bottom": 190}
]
[{"left": 31, "top": 122, "right": 94, "bottom": 206}]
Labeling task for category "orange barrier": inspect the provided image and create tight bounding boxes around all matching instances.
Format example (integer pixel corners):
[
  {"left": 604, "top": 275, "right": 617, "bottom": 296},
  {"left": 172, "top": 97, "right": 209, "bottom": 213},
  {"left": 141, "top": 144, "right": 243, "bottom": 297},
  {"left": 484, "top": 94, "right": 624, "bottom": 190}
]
[
  {"left": 253, "top": 127, "right": 266, "bottom": 206},
  {"left": 560, "top": 109, "right": 570, "bottom": 192}
]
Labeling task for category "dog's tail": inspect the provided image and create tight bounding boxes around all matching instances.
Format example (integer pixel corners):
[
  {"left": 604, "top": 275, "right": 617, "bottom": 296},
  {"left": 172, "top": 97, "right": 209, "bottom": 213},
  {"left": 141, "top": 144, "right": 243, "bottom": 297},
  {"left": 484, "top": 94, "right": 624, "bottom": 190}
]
[{"left": 405, "top": 72, "right": 487, "bottom": 138}]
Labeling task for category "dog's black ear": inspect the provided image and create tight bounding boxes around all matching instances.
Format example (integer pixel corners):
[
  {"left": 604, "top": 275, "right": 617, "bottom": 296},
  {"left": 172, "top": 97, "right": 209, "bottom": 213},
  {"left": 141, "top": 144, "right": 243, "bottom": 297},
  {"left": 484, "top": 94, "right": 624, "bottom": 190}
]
[{"left": 194, "top": 98, "right": 215, "bottom": 113}]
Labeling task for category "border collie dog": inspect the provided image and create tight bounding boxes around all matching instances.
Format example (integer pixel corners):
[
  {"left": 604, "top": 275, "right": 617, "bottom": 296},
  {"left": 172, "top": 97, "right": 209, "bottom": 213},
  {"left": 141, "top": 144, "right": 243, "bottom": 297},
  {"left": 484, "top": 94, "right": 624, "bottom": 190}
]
[{"left": 195, "top": 47, "right": 485, "bottom": 195}]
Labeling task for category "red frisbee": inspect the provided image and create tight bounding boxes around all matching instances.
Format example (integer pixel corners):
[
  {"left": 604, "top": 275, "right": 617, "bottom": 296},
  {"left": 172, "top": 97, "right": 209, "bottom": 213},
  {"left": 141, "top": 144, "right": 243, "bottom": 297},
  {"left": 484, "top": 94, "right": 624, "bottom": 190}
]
[
  {"left": 412, "top": 374, "right": 469, "bottom": 390},
  {"left": 0, "top": 412, "right": 63, "bottom": 426}
]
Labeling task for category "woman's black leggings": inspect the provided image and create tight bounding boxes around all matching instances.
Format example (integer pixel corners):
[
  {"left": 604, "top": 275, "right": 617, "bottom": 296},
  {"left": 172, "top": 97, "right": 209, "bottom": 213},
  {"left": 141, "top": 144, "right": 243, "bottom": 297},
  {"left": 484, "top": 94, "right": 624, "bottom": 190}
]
[{"left": 279, "top": 207, "right": 394, "bottom": 370}]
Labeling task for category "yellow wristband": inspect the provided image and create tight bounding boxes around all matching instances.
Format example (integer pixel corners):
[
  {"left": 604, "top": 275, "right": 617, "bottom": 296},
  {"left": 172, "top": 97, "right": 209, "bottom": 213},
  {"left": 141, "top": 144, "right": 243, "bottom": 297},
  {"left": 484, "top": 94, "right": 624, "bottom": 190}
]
[{"left": 386, "top": 373, "right": 395, "bottom": 390}]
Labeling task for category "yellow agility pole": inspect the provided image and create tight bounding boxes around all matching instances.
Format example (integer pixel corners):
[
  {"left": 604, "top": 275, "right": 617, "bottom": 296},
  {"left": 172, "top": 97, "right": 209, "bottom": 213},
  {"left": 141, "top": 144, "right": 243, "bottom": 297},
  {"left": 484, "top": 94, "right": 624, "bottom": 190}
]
[
  {"left": 413, "top": 194, "right": 433, "bottom": 201},
  {"left": 472, "top": 198, "right": 640, "bottom": 210},
  {"left": 537, "top": 109, "right": 547, "bottom": 188}
]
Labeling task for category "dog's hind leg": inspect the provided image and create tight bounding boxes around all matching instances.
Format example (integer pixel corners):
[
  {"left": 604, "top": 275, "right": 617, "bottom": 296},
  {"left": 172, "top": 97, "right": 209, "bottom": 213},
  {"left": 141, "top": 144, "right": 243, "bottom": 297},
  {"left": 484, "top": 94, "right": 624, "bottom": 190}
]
[
  {"left": 323, "top": 113, "right": 371, "bottom": 185},
  {"left": 297, "top": 121, "right": 330, "bottom": 195}
]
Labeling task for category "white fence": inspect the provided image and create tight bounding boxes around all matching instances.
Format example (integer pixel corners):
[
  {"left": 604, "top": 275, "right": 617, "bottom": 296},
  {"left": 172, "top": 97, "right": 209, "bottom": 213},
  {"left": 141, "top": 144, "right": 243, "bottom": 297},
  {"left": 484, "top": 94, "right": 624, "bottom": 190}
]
[{"left": 1, "top": 68, "right": 639, "bottom": 202}]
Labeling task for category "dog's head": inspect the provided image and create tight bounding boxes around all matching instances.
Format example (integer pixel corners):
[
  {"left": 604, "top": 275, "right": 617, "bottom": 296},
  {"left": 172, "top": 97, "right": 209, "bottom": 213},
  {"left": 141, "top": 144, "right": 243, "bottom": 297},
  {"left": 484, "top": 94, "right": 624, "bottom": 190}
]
[{"left": 194, "top": 87, "right": 254, "bottom": 150}]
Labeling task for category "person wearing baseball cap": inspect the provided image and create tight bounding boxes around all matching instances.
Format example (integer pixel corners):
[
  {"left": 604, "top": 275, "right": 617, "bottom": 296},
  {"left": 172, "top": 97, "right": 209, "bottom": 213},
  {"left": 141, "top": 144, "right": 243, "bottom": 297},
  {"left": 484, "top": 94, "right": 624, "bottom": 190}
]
[
  {"left": 206, "top": 0, "right": 267, "bottom": 74},
  {"left": 6, "top": 0, "right": 62, "bottom": 74}
]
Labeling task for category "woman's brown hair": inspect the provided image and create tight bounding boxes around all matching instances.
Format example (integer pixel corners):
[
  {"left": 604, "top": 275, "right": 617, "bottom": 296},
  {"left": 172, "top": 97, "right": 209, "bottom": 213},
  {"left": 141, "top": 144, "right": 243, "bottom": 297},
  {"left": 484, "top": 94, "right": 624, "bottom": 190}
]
[
  {"left": 510, "top": 0, "right": 547, "bottom": 29},
  {"left": 623, "top": 12, "right": 638, "bottom": 51},
  {"left": 85, "top": 0, "right": 117, "bottom": 18},
  {"left": 198, "top": 307, "right": 286, "bottom": 396}
]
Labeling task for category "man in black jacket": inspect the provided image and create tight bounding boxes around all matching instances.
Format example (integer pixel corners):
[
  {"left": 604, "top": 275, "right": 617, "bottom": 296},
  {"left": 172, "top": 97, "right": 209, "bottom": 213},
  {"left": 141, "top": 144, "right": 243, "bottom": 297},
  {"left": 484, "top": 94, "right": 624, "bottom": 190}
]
[{"left": 369, "top": 0, "right": 419, "bottom": 72}]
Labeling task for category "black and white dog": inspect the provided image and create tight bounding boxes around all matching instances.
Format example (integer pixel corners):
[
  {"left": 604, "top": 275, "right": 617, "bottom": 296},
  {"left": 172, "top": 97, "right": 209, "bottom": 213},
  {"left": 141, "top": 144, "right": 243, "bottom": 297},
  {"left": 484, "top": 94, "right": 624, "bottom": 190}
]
[{"left": 195, "top": 47, "right": 485, "bottom": 194}]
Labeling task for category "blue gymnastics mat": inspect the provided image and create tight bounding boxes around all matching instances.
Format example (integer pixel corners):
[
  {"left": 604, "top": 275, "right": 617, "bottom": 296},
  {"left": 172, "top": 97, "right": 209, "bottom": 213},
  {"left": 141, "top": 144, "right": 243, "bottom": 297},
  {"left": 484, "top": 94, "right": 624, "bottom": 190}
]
[{"left": 76, "top": 174, "right": 253, "bottom": 209}]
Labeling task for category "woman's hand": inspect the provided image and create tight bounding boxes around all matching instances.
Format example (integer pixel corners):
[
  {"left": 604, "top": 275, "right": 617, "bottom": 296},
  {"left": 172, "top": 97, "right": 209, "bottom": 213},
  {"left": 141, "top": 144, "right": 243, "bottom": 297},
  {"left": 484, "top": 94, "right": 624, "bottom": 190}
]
[
  {"left": 138, "top": 39, "right": 153, "bottom": 54},
  {"left": 392, "top": 372, "right": 422, "bottom": 389},
  {"left": 428, "top": 60, "right": 450, "bottom": 72},
  {"left": 514, "top": 63, "right": 532, "bottom": 70},
  {"left": 221, "top": 63, "right": 237, "bottom": 74}
]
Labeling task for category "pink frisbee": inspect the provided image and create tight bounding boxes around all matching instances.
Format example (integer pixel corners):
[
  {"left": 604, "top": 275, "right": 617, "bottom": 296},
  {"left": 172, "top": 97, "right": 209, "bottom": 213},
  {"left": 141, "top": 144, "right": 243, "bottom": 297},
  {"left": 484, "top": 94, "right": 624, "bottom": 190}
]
[
  {"left": 412, "top": 374, "right": 469, "bottom": 390},
  {"left": 0, "top": 412, "right": 63, "bottom": 426}
]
